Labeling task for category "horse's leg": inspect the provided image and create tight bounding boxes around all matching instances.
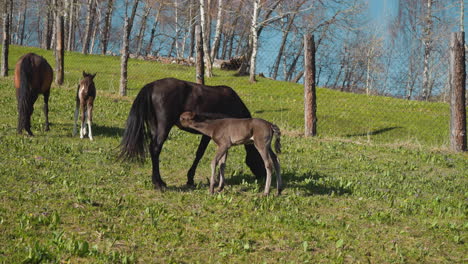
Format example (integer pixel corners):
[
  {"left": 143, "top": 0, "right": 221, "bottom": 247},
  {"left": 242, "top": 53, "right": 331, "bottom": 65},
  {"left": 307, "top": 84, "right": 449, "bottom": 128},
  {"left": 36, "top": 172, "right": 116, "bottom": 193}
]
[
  {"left": 43, "top": 91, "right": 50, "bottom": 131},
  {"left": 87, "top": 101, "right": 93, "bottom": 140},
  {"left": 73, "top": 97, "right": 79, "bottom": 136},
  {"left": 80, "top": 102, "right": 86, "bottom": 138},
  {"left": 269, "top": 149, "right": 283, "bottom": 195},
  {"left": 245, "top": 144, "right": 267, "bottom": 180},
  {"left": 25, "top": 92, "right": 39, "bottom": 136},
  {"left": 217, "top": 150, "right": 228, "bottom": 192},
  {"left": 210, "top": 145, "right": 229, "bottom": 194},
  {"left": 149, "top": 124, "right": 171, "bottom": 190},
  {"left": 186, "top": 135, "right": 211, "bottom": 186},
  {"left": 254, "top": 143, "right": 273, "bottom": 195}
]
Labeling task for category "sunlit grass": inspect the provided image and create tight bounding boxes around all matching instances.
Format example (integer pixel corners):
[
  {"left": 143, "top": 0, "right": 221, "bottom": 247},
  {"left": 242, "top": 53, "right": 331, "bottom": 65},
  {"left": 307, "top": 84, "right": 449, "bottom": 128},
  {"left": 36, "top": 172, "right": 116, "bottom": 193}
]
[{"left": 0, "top": 45, "right": 466, "bottom": 263}]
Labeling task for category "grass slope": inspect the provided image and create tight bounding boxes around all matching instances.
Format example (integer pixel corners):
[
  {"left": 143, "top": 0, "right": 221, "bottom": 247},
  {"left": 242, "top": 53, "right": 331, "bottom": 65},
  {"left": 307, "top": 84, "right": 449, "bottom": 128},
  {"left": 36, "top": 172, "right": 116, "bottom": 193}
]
[{"left": 0, "top": 46, "right": 466, "bottom": 263}]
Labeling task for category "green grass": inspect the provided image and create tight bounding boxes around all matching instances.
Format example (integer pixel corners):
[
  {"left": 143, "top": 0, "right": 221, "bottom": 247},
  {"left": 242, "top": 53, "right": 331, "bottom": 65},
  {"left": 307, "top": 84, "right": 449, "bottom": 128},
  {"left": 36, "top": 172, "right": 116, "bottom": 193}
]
[{"left": 0, "top": 45, "right": 467, "bottom": 263}]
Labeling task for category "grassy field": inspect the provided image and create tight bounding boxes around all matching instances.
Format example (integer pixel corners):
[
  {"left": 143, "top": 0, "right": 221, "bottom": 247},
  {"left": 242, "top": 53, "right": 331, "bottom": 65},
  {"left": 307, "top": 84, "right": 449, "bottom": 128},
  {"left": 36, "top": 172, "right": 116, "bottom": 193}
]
[{"left": 0, "top": 45, "right": 466, "bottom": 263}]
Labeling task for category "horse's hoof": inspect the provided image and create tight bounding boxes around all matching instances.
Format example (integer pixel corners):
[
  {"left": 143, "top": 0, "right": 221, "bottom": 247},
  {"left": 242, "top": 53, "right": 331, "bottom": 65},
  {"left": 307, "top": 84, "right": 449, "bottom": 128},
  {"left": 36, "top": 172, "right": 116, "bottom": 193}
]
[
  {"left": 263, "top": 192, "right": 270, "bottom": 196},
  {"left": 276, "top": 189, "right": 283, "bottom": 196},
  {"left": 153, "top": 181, "right": 167, "bottom": 191}
]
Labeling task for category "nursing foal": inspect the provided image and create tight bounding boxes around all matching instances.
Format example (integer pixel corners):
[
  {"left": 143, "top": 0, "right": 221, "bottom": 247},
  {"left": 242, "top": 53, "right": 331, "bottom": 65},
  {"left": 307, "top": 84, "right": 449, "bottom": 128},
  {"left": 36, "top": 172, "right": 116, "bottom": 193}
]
[{"left": 179, "top": 112, "right": 283, "bottom": 195}]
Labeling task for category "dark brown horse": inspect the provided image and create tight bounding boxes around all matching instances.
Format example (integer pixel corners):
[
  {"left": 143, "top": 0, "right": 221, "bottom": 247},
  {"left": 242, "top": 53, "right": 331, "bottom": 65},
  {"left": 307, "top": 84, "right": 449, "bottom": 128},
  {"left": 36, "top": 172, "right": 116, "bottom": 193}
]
[
  {"left": 14, "top": 53, "right": 53, "bottom": 136},
  {"left": 73, "top": 71, "right": 96, "bottom": 140},
  {"left": 179, "top": 112, "right": 283, "bottom": 195},
  {"left": 119, "top": 78, "right": 266, "bottom": 190}
]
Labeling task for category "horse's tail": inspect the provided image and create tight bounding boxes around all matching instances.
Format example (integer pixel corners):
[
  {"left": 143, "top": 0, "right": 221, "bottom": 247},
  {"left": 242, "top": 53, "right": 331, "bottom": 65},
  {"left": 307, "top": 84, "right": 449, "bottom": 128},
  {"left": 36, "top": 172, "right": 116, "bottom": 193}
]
[
  {"left": 119, "top": 85, "right": 154, "bottom": 161},
  {"left": 271, "top": 124, "right": 281, "bottom": 154},
  {"left": 17, "top": 57, "right": 33, "bottom": 134}
]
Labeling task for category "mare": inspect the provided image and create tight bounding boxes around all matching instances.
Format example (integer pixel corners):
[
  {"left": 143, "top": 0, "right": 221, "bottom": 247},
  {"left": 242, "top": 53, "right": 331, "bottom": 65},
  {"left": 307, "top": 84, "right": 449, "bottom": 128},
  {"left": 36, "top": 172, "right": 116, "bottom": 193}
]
[
  {"left": 14, "top": 53, "right": 53, "bottom": 136},
  {"left": 179, "top": 112, "right": 283, "bottom": 195},
  {"left": 119, "top": 78, "right": 266, "bottom": 190},
  {"left": 73, "top": 72, "right": 96, "bottom": 140}
]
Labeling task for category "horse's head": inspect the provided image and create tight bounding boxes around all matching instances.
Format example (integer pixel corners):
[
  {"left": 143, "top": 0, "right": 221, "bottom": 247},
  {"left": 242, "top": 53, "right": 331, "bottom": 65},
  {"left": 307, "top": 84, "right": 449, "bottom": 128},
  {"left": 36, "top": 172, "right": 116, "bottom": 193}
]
[
  {"left": 82, "top": 71, "right": 97, "bottom": 80},
  {"left": 79, "top": 72, "right": 97, "bottom": 94}
]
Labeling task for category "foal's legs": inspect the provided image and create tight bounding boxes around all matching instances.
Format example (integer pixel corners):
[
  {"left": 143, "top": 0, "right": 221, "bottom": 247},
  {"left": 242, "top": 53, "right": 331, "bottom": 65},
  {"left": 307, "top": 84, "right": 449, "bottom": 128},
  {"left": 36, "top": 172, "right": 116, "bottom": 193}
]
[
  {"left": 43, "top": 91, "right": 50, "bottom": 131},
  {"left": 86, "top": 101, "right": 93, "bottom": 140},
  {"left": 79, "top": 101, "right": 86, "bottom": 138},
  {"left": 210, "top": 145, "right": 229, "bottom": 194},
  {"left": 254, "top": 143, "right": 274, "bottom": 195},
  {"left": 186, "top": 135, "right": 211, "bottom": 186},
  {"left": 217, "top": 151, "right": 228, "bottom": 192},
  {"left": 269, "top": 149, "right": 283, "bottom": 195},
  {"left": 73, "top": 99, "right": 79, "bottom": 136}
]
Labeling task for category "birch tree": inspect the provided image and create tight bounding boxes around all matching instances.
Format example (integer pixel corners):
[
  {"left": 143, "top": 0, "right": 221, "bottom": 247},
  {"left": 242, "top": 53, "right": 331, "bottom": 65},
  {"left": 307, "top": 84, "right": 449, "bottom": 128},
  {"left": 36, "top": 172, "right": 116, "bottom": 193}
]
[
  {"left": 199, "top": 0, "right": 213, "bottom": 77},
  {"left": 119, "top": 0, "right": 140, "bottom": 96},
  {"left": 210, "top": 0, "right": 225, "bottom": 60},
  {"left": 101, "top": 0, "right": 114, "bottom": 54},
  {"left": 1, "top": 0, "right": 12, "bottom": 77},
  {"left": 82, "top": 0, "right": 96, "bottom": 54}
]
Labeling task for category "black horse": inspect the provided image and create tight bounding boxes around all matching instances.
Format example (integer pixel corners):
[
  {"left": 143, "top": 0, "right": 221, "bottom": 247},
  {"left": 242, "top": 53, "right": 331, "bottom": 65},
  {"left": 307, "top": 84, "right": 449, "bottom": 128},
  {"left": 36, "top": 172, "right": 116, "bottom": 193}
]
[
  {"left": 120, "top": 78, "right": 266, "bottom": 190},
  {"left": 14, "top": 53, "right": 53, "bottom": 136}
]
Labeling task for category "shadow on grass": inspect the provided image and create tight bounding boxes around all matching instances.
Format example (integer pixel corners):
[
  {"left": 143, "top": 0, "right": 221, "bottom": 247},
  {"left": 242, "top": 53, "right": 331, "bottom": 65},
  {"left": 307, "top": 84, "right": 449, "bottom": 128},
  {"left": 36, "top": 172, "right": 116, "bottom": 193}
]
[
  {"left": 93, "top": 124, "right": 124, "bottom": 137},
  {"left": 282, "top": 171, "right": 352, "bottom": 196},
  {"left": 345, "top": 126, "right": 402, "bottom": 137},
  {"left": 222, "top": 169, "right": 352, "bottom": 196},
  {"left": 254, "top": 108, "right": 290, "bottom": 114}
]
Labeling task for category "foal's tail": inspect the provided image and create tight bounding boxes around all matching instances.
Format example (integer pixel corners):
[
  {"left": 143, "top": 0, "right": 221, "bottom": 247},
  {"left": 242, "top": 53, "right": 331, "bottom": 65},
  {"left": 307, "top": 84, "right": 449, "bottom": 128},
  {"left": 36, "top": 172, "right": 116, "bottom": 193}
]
[
  {"left": 119, "top": 85, "right": 154, "bottom": 161},
  {"left": 271, "top": 124, "right": 281, "bottom": 154},
  {"left": 17, "top": 57, "right": 33, "bottom": 134}
]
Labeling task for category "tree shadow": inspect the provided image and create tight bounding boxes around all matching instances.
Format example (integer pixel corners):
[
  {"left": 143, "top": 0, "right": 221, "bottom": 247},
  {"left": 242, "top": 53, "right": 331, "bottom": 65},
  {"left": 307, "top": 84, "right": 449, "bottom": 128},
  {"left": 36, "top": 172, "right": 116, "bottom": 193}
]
[
  {"left": 282, "top": 170, "right": 353, "bottom": 196},
  {"left": 93, "top": 124, "right": 124, "bottom": 138},
  {"left": 254, "top": 108, "right": 290, "bottom": 114},
  {"left": 346, "top": 126, "right": 402, "bottom": 137}
]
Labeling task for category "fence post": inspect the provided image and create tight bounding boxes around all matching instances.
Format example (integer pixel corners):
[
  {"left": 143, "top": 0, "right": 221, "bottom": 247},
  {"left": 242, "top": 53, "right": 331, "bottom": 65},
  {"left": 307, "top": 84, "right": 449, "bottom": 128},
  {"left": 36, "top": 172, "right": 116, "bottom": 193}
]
[
  {"left": 195, "top": 25, "right": 205, "bottom": 85},
  {"left": 304, "top": 34, "right": 317, "bottom": 137},
  {"left": 449, "top": 32, "right": 466, "bottom": 152}
]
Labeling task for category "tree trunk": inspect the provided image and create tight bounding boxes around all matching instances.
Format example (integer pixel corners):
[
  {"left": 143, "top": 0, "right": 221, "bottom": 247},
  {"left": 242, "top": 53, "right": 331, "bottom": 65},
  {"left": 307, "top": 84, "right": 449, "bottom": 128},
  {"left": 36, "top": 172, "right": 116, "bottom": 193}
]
[
  {"left": 101, "top": 0, "right": 114, "bottom": 55},
  {"left": 199, "top": 0, "right": 213, "bottom": 77},
  {"left": 67, "top": 0, "right": 76, "bottom": 51},
  {"left": 304, "top": 34, "right": 317, "bottom": 137},
  {"left": 271, "top": 14, "right": 296, "bottom": 80},
  {"left": 449, "top": 32, "right": 466, "bottom": 151},
  {"left": 188, "top": 0, "right": 196, "bottom": 58},
  {"left": 55, "top": 9, "right": 64, "bottom": 85},
  {"left": 421, "top": 0, "right": 433, "bottom": 101},
  {"left": 82, "top": 0, "right": 96, "bottom": 54},
  {"left": 136, "top": 4, "right": 151, "bottom": 56},
  {"left": 119, "top": 0, "right": 140, "bottom": 96},
  {"left": 43, "top": 1, "right": 53, "bottom": 50},
  {"left": 210, "top": 0, "right": 224, "bottom": 60},
  {"left": 196, "top": 25, "right": 204, "bottom": 84},
  {"left": 18, "top": 0, "right": 27, "bottom": 45},
  {"left": 1, "top": 0, "right": 11, "bottom": 77},
  {"left": 146, "top": 7, "right": 161, "bottom": 56},
  {"left": 249, "top": 0, "right": 260, "bottom": 83}
]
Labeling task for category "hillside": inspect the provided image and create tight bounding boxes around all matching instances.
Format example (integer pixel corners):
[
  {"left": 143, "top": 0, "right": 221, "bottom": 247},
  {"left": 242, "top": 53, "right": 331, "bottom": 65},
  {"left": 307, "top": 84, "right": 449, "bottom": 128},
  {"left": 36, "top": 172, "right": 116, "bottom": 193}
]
[{"left": 0, "top": 46, "right": 466, "bottom": 263}]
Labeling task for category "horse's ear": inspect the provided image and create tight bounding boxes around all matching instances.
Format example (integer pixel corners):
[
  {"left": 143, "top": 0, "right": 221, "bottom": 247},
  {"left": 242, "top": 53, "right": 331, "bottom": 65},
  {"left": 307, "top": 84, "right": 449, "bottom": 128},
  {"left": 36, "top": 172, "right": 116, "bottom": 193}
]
[{"left": 92, "top": 73, "right": 97, "bottom": 79}]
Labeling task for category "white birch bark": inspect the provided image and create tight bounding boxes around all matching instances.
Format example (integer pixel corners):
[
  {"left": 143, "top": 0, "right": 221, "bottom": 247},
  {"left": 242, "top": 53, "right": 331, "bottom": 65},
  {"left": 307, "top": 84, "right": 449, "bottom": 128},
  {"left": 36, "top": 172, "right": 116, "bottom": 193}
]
[{"left": 249, "top": 0, "right": 260, "bottom": 82}]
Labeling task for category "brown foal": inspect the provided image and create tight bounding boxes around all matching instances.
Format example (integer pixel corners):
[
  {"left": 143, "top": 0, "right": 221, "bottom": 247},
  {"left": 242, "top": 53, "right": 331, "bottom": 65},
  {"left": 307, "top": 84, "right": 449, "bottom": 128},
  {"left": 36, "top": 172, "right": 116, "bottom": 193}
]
[
  {"left": 73, "top": 72, "right": 96, "bottom": 140},
  {"left": 179, "top": 112, "right": 283, "bottom": 195}
]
